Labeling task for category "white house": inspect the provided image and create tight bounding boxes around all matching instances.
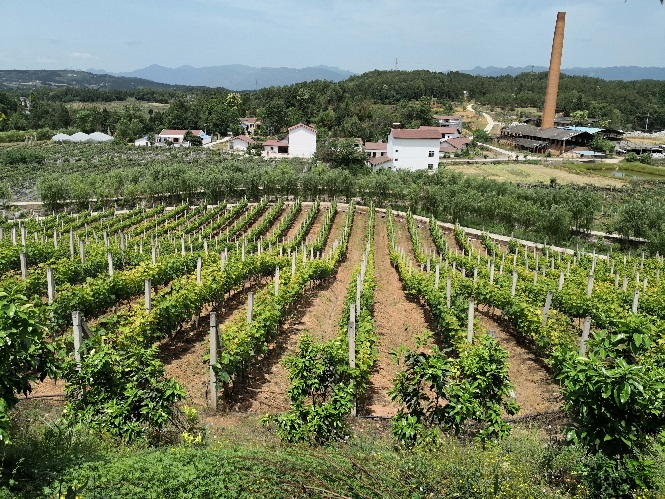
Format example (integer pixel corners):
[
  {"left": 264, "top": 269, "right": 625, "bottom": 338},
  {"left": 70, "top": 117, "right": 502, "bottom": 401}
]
[
  {"left": 155, "top": 129, "right": 212, "bottom": 147},
  {"left": 386, "top": 127, "right": 441, "bottom": 171},
  {"left": 287, "top": 123, "right": 317, "bottom": 158},
  {"left": 364, "top": 141, "right": 388, "bottom": 158},
  {"left": 230, "top": 135, "right": 255, "bottom": 152},
  {"left": 434, "top": 115, "right": 463, "bottom": 132},
  {"left": 134, "top": 136, "right": 151, "bottom": 146},
  {"left": 239, "top": 117, "right": 261, "bottom": 135},
  {"left": 263, "top": 139, "right": 289, "bottom": 157}
]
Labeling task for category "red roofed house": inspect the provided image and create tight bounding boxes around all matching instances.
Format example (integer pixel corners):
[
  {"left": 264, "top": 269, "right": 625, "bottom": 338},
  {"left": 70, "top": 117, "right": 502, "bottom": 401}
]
[
  {"left": 155, "top": 129, "right": 211, "bottom": 147},
  {"left": 386, "top": 126, "right": 442, "bottom": 171},
  {"left": 239, "top": 117, "right": 261, "bottom": 135},
  {"left": 364, "top": 141, "right": 388, "bottom": 158},
  {"left": 230, "top": 135, "right": 255, "bottom": 152}
]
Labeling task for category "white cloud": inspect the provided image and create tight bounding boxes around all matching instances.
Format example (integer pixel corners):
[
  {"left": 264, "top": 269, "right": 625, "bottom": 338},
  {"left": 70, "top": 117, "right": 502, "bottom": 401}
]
[
  {"left": 70, "top": 52, "right": 94, "bottom": 58},
  {"left": 37, "top": 57, "right": 57, "bottom": 63}
]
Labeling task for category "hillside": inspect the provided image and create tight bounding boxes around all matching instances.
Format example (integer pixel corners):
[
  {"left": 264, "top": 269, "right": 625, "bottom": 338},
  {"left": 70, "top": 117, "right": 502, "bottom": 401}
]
[{"left": 0, "top": 70, "right": 191, "bottom": 91}]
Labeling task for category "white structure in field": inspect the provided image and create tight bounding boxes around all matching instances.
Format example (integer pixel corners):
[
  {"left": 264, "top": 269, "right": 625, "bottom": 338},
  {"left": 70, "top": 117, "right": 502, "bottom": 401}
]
[
  {"left": 385, "top": 127, "right": 441, "bottom": 171},
  {"left": 287, "top": 123, "right": 317, "bottom": 158},
  {"left": 262, "top": 123, "right": 317, "bottom": 158},
  {"left": 155, "top": 129, "right": 212, "bottom": 147},
  {"left": 230, "top": 135, "right": 254, "bottom": 152}
]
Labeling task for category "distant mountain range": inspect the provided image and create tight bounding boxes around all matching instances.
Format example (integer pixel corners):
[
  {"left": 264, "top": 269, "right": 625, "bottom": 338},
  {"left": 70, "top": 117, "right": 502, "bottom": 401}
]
[
  {"left": 461, "top": 66, "right": 665, "bottom": 80},
  {"left": 87, "top": 64, "right": 355, "bottom": 90},
  {"left": 0, "top": 69, "right": 185, "bottom": 91}
]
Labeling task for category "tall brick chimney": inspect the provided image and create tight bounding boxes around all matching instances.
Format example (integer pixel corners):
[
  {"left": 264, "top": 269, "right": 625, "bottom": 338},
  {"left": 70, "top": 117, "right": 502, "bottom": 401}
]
[{"left": 542, "top": 12, "right": 566, "bottom": 129}]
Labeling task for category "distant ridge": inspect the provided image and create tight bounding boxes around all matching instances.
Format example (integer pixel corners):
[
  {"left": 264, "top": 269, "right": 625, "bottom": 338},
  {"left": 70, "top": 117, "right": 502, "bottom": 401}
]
[
  {"left": 461, "top": 66, "right": 665, "bottom": 81},
  {"left": 87, "top": 64, "right": 355, "bottom": 90},
  {"left": 0, "top": 69, "right": 190, "bottom": 91}
]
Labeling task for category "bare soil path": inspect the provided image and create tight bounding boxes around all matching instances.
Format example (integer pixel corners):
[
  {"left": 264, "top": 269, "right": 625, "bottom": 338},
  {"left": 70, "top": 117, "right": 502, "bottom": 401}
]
[
  {"left": 476, "top": 305, "right": 561, "bottom": 417},
  {"left": 363, "top": 214, "right": 432, "bottom": 417},
  {"left": 228, "top": 211, "right": 369, "bottom": 415}
]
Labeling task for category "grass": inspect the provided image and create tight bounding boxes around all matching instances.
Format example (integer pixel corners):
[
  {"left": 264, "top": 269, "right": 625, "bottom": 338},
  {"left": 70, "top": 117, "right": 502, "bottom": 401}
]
[
  {"left": 2, "top": 403, "right": 664, "bottom": 498},
  {"left": 445, "top": 161, "right": 627, "bottom": 187},
  {"left": 563, "top": 161, "right": 665, "bottom": 180}
]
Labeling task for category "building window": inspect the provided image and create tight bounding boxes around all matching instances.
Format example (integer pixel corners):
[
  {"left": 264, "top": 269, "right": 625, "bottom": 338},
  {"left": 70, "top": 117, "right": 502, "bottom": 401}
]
[
  {"left": 428, "top": 164, "right": 434, "bottom": 170},
  {"left": 428, "top": 151, "right": 435, "bottom": 157},
  {"left": 394, "top": 158, "right": 398, "bottom": 161}
]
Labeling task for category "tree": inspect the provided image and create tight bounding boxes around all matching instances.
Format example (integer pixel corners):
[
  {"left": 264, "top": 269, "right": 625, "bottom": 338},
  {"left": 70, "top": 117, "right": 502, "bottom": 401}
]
[
  {"left": 589, "top": 134, "right": 614, "bottom": 155},
  {"left": 471, "top": 128, "right": 491, "bottom": 144},
  {"left": 0, "top": 291, "right": 57, "bottom": 443},
  {"left": 184, "top": 130, "right": 202, "bottom": 146},
  {"left": 315, "top": 138, "right": 368, "bottom": 174},
  {"left": 571, "top": 110, "right": 590, "bottom": 126}
]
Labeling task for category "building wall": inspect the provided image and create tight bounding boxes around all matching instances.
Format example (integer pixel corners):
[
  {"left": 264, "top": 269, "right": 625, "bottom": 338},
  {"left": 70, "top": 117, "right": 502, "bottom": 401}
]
[
  {"left": 289, "top": 128, "right": 316, "bottom": 158},
  {"left": 230, "top": 139, "right": 250, "bottom": 151},
  {"left": 387, "top": 135, "right": 440, "bottom": 171}
]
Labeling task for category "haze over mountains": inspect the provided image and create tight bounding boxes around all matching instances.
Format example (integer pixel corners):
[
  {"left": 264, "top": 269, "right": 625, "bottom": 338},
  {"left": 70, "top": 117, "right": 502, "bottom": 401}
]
[
  {"left": 461, "top": 66, "right": 665, "bottom": 81},
  {"left": 87, "top": 64, "right": 354, "bottom": 90}
]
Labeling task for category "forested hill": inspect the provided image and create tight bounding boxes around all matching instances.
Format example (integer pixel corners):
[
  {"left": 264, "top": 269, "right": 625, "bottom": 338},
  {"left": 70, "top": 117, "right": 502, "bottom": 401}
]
[
  {"left": 1, "top": 69, "right": 664, "bottom": 140},
  {"left": 0, "top": 70, "right": 195, "bottom": 91}
]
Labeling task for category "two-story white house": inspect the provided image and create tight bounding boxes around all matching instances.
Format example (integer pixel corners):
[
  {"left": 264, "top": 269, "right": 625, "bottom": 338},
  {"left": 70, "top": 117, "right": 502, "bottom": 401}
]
[
  {"left": 287, "top": 123, "right": 317, "bottom": 158},
  {"left": 385, "top": 127, "right": 441, "bottom": 171},
  {"left": 262, "top": 123, "right": 317, "bottom": 158}
]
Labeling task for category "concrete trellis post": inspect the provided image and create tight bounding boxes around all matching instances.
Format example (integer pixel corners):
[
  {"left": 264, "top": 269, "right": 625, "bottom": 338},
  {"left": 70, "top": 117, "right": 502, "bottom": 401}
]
[
  {"left": 69, "top": 229, "right": 74, "bottom": 257},
  {"left": 209, "top": 312, "right": 219, "bottom": 411},
  {"left": 107, "top": 252, "right": 114, "bottom": 277},
  {"left": 579, "top": 317, "right": 592, "bottom": 357},
  {"left": 274, "top": 267, "right": 280, "bottom": 296},
  {"left": 72, "top": 311, "right": 83, "bottom": 371},
  {"left": 47, "top": 268, "right": 55, "bottom": 304},
  {"left": 586, "top": 274, "right": 594, "bottom": 297},
  {"left": 622, "top": 276, "right": 628, "bottom": 292},
  {"left": 434, "top": 263, "right": 440, "bottom": 289},
  {"left": 19, "top": 251, "right": 27, "bottom": 280},
  {"left": 79, "top": 239, "right": 85, "bottom": 264},
  {"left": 542, "top": 290, "right": 553, "bottom": 327},
  {"left": 196, "top": 257, "right": 202, "bottom": 284},
  {"left": 511, "top": 271, "right": 518, "bottom": 297},
  {"left": 145, "top": 278, "right": 152, "bottom": 312},
  {"left": 348, "top": 303, "right": 357, "bottom": 417},
  {"left": 446, "top": 275, "right": 452, "bottom": 307},
  {"left": 467, "top": 299, "right": 475, "bottom": 343},
  {"left": 632, "top": 290, "right": 639, "bottom": 314},
  {"left": 247, "top": 292, "right": 254, "bottom": 325},
  {"left": 558, "top": 271, "right": 565, "bottom": 291}
]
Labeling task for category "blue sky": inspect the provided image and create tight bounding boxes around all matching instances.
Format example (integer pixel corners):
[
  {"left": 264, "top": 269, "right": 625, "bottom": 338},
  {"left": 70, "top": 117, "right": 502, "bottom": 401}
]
[{"left": 1, "top": 0, "right": 664, "bottom": 73}]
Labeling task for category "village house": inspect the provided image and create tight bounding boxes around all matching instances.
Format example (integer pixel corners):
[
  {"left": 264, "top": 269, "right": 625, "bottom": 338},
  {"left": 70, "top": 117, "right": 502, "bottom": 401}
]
[
  {"left": 155, "top": 129, "right": 211, "bottom": 147},
  {"left": 364, "top": 141, "right": 388, "bottom": 158},
  {"left": 434, "top": 115, "right": 463, "bottom": 132},
  {"left": 229, "top": 135, "right": 255, "bottom": 152},
  {"left": 239, "top": 117, "right": 261, "bottom": 135},
  {"left": 370, "top": 126, "right": 441, "bottom": 171},
  {"left": 262, "top": 123, "right": 317, "bottom": 158}
]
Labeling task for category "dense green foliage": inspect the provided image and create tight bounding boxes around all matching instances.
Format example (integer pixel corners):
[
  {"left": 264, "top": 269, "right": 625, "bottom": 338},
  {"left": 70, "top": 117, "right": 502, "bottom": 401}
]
[
  {"left": 4, "top": 144, "right": 662, "bottom": 250},
  {"left": 2, "top": 69, "right": 664, "bottom": 143},
  {"left": 0, "top": 291, "right": 57, "bottom": 443}
]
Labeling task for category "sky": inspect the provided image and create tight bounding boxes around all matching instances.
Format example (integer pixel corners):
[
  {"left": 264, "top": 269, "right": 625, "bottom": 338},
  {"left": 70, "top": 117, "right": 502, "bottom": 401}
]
[{"left": 1, "top": 0, "right": 664, "bottom": 73}]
